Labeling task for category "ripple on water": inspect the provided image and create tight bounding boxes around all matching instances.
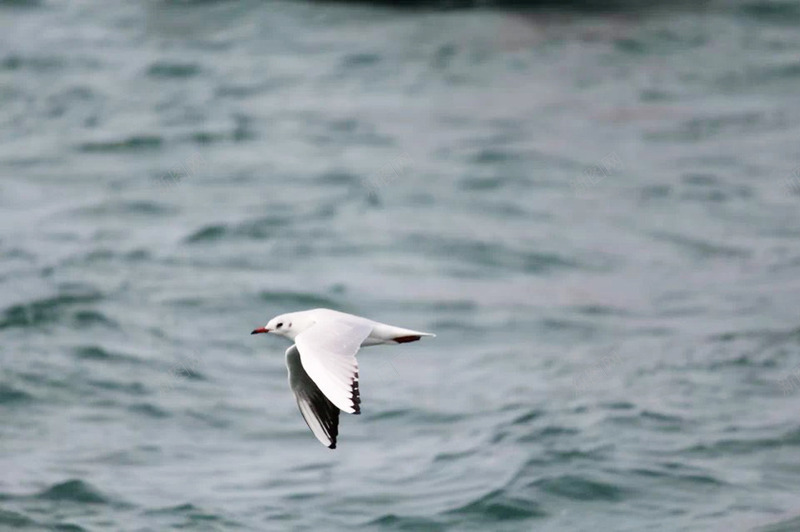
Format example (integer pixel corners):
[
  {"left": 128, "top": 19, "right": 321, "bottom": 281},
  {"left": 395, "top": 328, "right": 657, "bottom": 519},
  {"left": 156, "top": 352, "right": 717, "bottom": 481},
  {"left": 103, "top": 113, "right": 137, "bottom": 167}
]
[
  {"left": 72, "top": 345, "right": 143, "bottom": 365},
  {"left": 443, "top": 489, "right": 546, "bottom": 522},
  {"left": 142, "top": 502, "right": 240, "bottom": 529},
  {"left": 459, "top": 175, "right": 515, "bottom": 192},
  {"left": 78, "top": 135, "right": 163, "bottom": 152},
  {"left": 0, "top": 53, "right": 62, "bottom": 72},
  {"left": 48, "top": 524, "right": 89, "bottom": 532},
  {"left": 0, "top": 287, "right": 109, "bottom": 331},
  {"left": 648, "top": 230, "right": 748, "bottom": 260},
  {"left": 146, "top": 61, "right": 200, "bottom": 79},
  {"left": 530, "top": 475, "right": 626, "bottom": 502},
  {"left": 185, "top": 216, "right": 289, "bottom": 243},
  {"left": 408, "top": 235, "right": 580, "bottom": 275},
  {"left": 369, "top": 408, "right": 465, "bottom": 424},
  {"left": 684, "top": 426, "right": 800, "bottom": 457},
  {"left": 0, "top": 383, "right": 33, "bottom": 405},
  {"left": 0, "top": 509, "right": 34, "bottom": 528},
  {"left": 756, "top": 513, "right": 800, "bottom": 532},
  {"left": 517, "top": 425, "right": 582, "bottom": 444},
  {"left": 35, "top": 480, "right": 110, "bottom": 505},
  {"left": 71, "top": 200, "right": 176, "bottom": 217},
  {"left": 607, "top": 409, "right": 688, "bottom": 432},
  {"left": 627, "top": 462, "right": 726, "bottom": 489},
  {"left": 128, "top": 402, "right": 170, "bottom": 419},
  {"left": 367, "top": 514, "right": 447, "bottom": 531},
  {"left": 256, "top": 290, "right": 343, "bottom": 309}
]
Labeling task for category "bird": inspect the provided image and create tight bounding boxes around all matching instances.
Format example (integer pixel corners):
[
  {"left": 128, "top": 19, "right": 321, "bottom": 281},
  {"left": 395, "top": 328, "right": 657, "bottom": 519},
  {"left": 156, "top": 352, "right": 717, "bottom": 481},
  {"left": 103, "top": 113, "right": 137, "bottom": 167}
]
[{"left": 251, "top": 308, "right": 435, "bottom": 449}]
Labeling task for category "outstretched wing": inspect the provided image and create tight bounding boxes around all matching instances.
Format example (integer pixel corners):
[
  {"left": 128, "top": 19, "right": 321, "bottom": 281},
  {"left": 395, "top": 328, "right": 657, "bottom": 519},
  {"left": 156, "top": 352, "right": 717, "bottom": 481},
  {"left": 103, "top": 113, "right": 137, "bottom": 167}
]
[
  {"left": 294, "top": 319, "right": 373, "bottom": 414},
  {"left": 285, "top": 345, "right": 340, "bottom": 449}
]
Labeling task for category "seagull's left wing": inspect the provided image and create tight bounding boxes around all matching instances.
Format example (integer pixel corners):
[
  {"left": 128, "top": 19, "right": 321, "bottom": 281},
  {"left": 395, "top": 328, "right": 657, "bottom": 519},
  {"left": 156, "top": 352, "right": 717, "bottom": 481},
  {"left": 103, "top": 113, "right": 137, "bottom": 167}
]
[
  {"left": 286, "top": 345, "right": 340, "bottom": 449},
  {"left": 295, "top": 319, "right": 373, "bottom": 414}
]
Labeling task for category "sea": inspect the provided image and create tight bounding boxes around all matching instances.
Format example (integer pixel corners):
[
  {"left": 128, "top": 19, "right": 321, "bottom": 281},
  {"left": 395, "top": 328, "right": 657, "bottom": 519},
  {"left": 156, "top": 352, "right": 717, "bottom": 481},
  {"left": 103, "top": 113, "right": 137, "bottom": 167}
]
[{"left": 2, "top": 0, "right": 800, "bottom": 530}]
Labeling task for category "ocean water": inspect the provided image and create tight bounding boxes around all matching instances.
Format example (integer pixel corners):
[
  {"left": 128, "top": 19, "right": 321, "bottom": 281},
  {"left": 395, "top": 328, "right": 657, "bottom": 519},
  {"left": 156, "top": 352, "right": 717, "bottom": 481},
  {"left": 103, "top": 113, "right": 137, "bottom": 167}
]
[{"left": 2, "top": 0, "right": 800, "bottom": 530}]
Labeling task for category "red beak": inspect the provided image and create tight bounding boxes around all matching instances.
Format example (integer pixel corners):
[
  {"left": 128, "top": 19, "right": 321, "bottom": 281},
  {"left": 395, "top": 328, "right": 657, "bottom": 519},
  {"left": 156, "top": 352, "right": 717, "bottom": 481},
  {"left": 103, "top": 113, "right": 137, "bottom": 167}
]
[{"left": 251, "top": 327, "right": 270, "bottom": 335}]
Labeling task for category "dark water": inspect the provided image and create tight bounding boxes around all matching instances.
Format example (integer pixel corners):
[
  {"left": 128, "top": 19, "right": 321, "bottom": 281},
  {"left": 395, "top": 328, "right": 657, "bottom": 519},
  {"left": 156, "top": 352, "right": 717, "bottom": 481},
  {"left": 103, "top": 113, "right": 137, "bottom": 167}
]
[{"left": 2, "top": 0, "right": 800, "bottom": 530}]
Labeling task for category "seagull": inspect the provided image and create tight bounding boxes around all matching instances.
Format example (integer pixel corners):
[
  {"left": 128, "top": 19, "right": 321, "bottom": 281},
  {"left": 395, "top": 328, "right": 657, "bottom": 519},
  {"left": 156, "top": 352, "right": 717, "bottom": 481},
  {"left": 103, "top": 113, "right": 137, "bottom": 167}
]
[{"left": 251, "top": 308, "right": 435, "bottom": 449}]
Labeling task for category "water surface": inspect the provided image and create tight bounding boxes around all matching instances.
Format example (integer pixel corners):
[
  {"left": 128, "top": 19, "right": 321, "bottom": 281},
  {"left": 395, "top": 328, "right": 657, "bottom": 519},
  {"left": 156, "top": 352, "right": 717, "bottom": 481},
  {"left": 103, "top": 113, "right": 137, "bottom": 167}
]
[{"left": 2, "top": 1, "right": 800, "bottom": 530}]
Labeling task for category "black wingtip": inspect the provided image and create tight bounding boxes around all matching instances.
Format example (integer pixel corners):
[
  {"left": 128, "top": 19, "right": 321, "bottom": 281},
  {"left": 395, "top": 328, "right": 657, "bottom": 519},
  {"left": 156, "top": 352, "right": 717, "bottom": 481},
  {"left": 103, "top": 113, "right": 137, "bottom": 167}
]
[
  {"left": 351, "top": 373, "right": 361, "bottom": 415},
  {"left": 328, "top": 442, "right": 336, "bottom": 449}
]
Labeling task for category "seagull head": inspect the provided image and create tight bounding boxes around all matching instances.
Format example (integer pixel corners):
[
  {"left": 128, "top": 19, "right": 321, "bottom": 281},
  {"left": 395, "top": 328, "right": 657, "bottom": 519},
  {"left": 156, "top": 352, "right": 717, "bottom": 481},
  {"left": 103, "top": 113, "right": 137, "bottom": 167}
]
[{"left": 251, "top": 312, "right": 311, "bottom": 340}]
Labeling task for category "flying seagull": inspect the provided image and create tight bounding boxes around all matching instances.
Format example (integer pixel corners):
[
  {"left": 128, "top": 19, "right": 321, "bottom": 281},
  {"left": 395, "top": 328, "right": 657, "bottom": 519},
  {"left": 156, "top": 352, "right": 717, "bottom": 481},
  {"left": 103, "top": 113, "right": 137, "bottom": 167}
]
[{"left": 251, "top": 308, "right": 435, "bottom": 449}]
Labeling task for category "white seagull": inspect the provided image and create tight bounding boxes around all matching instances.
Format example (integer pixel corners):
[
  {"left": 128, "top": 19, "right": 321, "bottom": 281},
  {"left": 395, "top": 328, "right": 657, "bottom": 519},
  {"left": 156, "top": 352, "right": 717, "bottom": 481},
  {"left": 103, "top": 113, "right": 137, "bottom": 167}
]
[{"left": 251, "top": 308, "right": 435, "bottom": 449}]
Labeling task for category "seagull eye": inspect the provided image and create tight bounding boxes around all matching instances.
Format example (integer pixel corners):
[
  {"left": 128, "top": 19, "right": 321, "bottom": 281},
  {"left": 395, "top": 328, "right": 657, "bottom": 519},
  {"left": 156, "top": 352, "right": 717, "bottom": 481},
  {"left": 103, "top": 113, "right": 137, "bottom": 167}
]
[{"left": 276, "top": 322, "right": 283, "bottom": 328}]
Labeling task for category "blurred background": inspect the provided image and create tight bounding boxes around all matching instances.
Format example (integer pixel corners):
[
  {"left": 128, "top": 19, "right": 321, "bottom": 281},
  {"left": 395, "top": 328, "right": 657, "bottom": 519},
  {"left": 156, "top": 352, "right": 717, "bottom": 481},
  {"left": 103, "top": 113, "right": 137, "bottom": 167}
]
[{"left": 1, "top": 0, "right": 800, "bottom": 530}]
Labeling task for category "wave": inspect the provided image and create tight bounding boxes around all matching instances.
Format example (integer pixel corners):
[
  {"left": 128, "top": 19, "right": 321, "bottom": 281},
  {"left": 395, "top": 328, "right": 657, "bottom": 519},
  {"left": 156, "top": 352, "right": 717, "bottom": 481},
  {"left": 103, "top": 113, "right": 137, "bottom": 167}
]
[
  {"left": 78, "top": 135, "right": 162, "bottom": 153},
  {"left": 407, "top": 234, "right": 580, "bottom": 275},
  {"left": 0, "top": 509, "right": 35, "bottom": 528},
  {"left": 0, "top": 383, "right": 33, "bottom": 405},
  {"left": 72, "top": 345, "right": 143, "bottom": 365},
  {"left": 368, "top": 514, "right": 447, "bottom": 530},
  {"left": 683, "top": 426, "right": 800, "bottom": 456},
  {"left": 0, "top": 288, "right": 111, "bottom": 331},
  {"left": 530, "top": 475, "right": 626, "bottom": 501},
  {"left": 35, "top": 480, "right": 110, "bottom": 505},
  {"left": 256, "top": 290, "right": 344, "bottom": 309},
  {"left": 185, "top": 216, "right": 290, "bottom": 243},
  {"left": 71, "top": 200, "right": 175, "bottom": 217},
  {"left": 443, "top": 488, "right": 546, "bottom": 521}
]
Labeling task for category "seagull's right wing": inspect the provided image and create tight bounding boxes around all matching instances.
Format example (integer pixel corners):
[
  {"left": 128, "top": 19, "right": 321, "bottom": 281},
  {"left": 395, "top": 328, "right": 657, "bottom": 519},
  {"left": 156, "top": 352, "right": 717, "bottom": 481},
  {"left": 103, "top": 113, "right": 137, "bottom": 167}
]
[
  {"left": 286, "top": 345, "right": 340, "bottom": 449},
  {"left": 294, "top": 319, "right": 373, "bottom": 414}
]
